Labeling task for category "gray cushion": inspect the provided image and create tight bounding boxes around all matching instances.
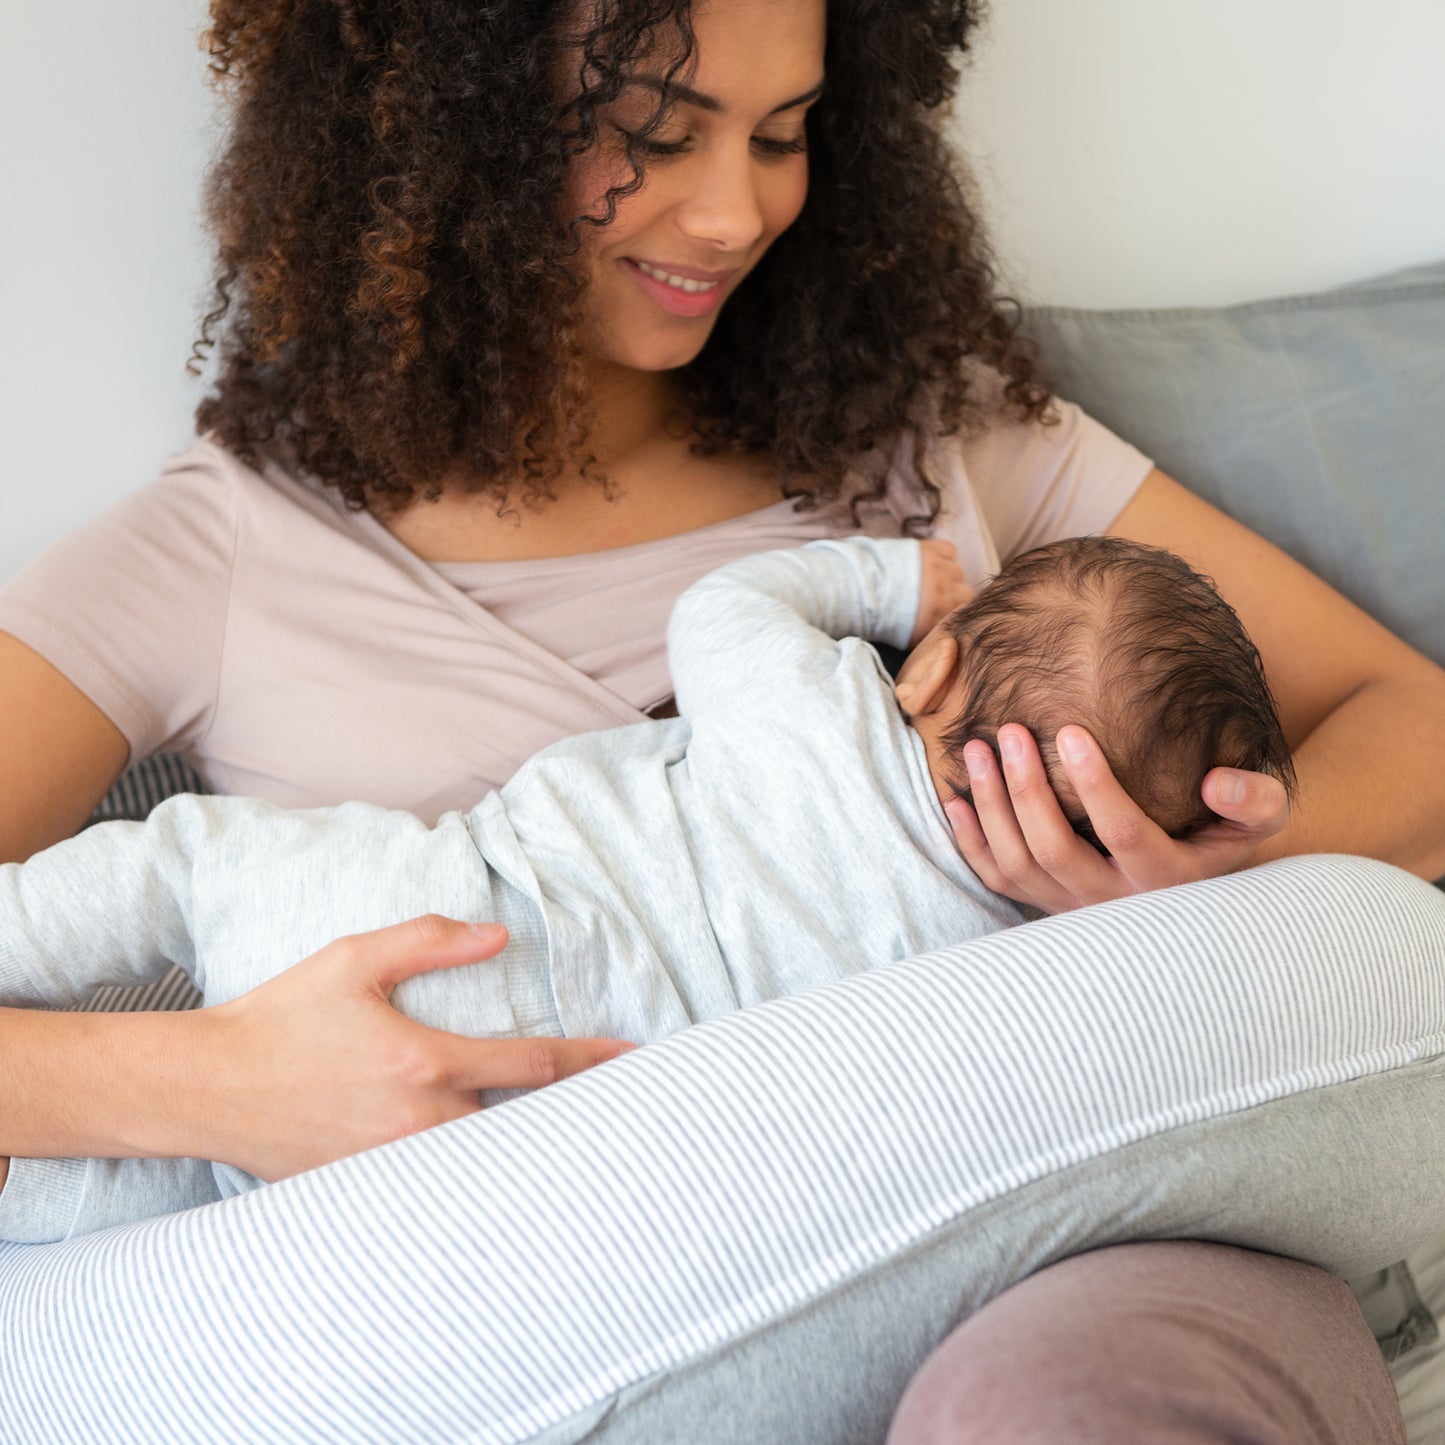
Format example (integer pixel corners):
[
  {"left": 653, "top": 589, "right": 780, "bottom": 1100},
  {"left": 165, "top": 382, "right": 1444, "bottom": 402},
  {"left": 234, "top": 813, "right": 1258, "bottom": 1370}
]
[{"left": 1025, "top": 260, "right": 1445, "bottom": 668}]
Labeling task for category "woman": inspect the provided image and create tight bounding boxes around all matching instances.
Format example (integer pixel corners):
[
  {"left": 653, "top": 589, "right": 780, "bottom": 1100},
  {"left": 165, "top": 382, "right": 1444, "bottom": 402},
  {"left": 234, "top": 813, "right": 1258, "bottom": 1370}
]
[{"left": 1, "top": 0, "right": 1440, "bottom": 1433}]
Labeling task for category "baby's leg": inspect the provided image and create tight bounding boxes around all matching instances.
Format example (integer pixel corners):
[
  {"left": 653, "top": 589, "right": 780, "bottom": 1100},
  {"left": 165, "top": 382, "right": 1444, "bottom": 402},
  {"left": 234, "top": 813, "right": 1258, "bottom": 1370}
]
[{"left": 0, "top": 815, "right": 199, "bottom": 1010}]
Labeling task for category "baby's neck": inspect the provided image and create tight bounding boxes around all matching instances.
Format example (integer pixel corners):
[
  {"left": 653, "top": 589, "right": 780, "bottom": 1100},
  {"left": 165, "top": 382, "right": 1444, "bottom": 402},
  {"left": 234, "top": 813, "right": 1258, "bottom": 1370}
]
[{"left": 905, "top": 713, "right": 964, "bottom": 818}]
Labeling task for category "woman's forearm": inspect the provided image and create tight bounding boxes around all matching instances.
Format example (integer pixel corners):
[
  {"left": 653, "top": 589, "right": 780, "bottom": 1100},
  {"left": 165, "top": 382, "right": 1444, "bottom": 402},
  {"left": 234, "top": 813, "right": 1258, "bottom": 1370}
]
[
  {"left": 1254, "top": 667, "right": 1445, "bottom": 880},
  {"left": 3, "top": 920, "right": 632, "bottom": 1186},
  {"left": 0, "top": 1007, "right": 208, "bottom": 1162}
]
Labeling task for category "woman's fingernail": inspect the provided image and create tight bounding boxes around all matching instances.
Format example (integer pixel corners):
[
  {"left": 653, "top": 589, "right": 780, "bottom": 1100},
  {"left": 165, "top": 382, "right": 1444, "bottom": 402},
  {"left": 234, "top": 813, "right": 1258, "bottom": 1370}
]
[
  {"left": 999, "top": 731, "right": 1022, "bottom": 762},
  {"left": 1059, "top": 730, "right": 1087, "bottom": 765},
  {"left": 965, "top": 744, "right": 990, "bottom": 779},
  {"left": 1217, "top": 772, "right": 1246, "bottom": 806}
]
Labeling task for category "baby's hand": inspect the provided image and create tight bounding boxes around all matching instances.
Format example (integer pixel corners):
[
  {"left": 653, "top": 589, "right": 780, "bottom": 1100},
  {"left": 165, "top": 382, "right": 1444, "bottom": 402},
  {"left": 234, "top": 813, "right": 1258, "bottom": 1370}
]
[{"left": 913, "top": 539, "right": 973, "bottom": 646}]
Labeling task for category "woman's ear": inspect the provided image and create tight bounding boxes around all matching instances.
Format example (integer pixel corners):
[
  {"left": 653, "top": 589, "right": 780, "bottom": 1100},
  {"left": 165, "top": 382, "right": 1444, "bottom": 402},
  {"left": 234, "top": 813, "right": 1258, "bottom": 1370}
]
[{"left": 894, "top": 633, "right": 959, "bottom": 718}]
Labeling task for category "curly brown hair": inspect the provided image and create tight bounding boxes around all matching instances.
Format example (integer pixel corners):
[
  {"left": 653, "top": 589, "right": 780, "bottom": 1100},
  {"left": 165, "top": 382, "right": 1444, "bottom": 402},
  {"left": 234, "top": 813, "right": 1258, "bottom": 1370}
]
[{"left": 194, "top": 0, "right": 1047, "bottom": 521}]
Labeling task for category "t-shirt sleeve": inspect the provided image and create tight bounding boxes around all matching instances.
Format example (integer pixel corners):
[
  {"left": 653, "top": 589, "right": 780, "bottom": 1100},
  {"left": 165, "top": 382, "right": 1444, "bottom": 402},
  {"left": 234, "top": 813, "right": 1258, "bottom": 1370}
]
[
  {"left": 0, "top": 443, "right": 238, "bottom": 763},
  {"left": 951, "top": 390, "right": 1155, "bottom": 568}
]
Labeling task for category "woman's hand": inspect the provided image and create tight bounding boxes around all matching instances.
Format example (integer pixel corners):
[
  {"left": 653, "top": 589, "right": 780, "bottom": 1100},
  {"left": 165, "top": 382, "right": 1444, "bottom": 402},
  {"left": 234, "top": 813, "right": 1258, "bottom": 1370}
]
[
  {"left": 913, "top": 540, "right": 973, "bottom": 646},
  {"left": 944, "top": 723, "right": 1290, "bottom": 914},
  {"left": 185, "top": 916, "right": 635, "bottom": 1182}
]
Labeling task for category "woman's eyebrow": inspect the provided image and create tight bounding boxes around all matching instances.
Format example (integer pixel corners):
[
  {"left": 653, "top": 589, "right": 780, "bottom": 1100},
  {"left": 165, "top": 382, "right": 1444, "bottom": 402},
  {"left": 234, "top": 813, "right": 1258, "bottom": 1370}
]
[{"left": 628, "top": 76, "right": 825, "bottom": 116}]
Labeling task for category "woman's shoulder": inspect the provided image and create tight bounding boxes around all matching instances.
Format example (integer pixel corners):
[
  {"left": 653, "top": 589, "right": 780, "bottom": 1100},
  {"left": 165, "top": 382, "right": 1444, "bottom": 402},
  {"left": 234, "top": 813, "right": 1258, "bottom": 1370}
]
[
  {"left": 156, "top": 436, "right": 341, "bottom": 518},
  {"left": 917, "top": 370, "right": 1155, "bottom": 567}
]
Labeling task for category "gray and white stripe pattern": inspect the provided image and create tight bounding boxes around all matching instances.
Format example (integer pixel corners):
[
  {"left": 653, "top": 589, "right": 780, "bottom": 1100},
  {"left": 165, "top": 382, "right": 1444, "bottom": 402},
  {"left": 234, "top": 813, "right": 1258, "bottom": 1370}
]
[
  {"left": 86, "top": 753, "right": 204, "bottom": 826},
  {"left": 4, "top": 854, "right": 1445, "bottom": 1443}
]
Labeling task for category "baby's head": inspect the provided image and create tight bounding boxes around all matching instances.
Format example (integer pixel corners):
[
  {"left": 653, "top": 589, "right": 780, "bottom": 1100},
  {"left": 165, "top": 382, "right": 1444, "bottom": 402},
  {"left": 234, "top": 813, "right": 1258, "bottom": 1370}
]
[{"left": 912, "top": 536, "right": 1296, "bottom": 846}]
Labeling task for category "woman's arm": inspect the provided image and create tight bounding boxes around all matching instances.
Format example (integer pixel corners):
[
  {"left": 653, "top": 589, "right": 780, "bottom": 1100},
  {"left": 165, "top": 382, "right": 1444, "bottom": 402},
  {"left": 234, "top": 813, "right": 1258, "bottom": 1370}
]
[
  {"left": 1, "top": 917, "right": 632, "bottom": 1189},
  {"left": 0, "top": 631, "right": 130, "bottom": 863},
  {"left": 949, "top": 470, "right": 1445, "bottom": 910}
]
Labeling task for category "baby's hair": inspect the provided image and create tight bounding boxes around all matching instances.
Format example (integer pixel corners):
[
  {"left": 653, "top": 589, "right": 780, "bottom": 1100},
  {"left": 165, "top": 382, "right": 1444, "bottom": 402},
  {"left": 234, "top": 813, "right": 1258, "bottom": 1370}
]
[{"left": 939, "top": 536, "right": 1297, "bottom": 847}]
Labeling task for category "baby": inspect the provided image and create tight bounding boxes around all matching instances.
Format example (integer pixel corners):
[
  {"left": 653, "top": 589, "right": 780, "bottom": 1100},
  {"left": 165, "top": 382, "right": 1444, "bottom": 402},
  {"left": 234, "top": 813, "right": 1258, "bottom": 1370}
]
[{"left": 0, "top": 535, "right": 1292, "bottom": 1240}]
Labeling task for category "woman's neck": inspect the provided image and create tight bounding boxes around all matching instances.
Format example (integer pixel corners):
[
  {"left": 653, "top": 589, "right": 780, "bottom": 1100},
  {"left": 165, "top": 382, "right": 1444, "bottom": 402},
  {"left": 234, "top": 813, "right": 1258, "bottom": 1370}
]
[{"left": 379, "top": 366, "right": 788, "bottom": 564}]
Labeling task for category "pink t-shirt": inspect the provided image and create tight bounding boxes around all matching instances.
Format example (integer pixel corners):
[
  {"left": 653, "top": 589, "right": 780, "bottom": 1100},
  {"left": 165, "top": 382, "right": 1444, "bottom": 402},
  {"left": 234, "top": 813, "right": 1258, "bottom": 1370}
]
[{"left": 0, "top": 399, "right": 1151, "bottom": 821}]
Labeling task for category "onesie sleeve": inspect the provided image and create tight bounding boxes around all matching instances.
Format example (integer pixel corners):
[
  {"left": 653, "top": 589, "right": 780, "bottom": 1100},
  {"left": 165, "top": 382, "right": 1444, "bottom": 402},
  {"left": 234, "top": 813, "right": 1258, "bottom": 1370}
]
[
  {"left": 0, "top": 1156, "right": 223, "bottom": 1245},
  {"left": 0, "top": 795, "right": 233, "bottom": 1243},
  {"left": 0, "top": 442, "right": 239, "bottom": 763},
  {"left": 667, "top": 538, "right": 921, "bottom": 718}
]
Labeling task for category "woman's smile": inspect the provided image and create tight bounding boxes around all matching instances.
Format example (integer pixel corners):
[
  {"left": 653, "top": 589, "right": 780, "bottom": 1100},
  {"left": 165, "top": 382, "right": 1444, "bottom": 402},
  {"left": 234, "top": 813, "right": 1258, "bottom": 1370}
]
[
  {"left": 621, "top": 257, "right": 734, "bottom": 317},
  {"left": 565, "top": 0, "right": 824, "bottom": 374}
]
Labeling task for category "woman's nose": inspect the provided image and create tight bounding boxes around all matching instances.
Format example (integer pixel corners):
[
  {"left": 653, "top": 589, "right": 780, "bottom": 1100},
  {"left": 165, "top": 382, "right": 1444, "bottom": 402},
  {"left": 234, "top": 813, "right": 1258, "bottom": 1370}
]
[{"left": 673, "top": 148, "right": 767, "bottom": 254}]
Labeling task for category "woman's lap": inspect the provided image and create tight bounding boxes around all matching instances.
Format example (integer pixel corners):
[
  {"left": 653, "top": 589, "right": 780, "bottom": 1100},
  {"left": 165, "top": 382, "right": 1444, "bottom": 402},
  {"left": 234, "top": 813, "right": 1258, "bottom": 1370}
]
[
  {"left": 889, "top": 1240, "right": 1406, "bottom": 1445},
  {"left": 4, "top": 855, "right": 1443, "bottom": 1442}
]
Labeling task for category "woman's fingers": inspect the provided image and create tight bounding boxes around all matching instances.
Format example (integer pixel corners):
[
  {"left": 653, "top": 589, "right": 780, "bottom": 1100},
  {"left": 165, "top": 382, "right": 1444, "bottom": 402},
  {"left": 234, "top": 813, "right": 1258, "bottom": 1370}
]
[
  {"left": 1201, "top": 767, "right": 1291, "bottom": 840},
  {"left": 942, "top": 791, "right": 1050, "bottom": 905},
  {"left": 199, "top": 916, "right": 634, "bottom": 1181},
  {"left": 1049, "top": 726, "right": 1183, "bottom": 887},
  {"left": 959, "top": 731, "right": 1099, "bottom": 912},
  {"left": 353, "top": 914, "right": 511, "bottom": 995},
  {"left": 941, "top": 793, "right": 1003, "bottom": 888},
  {"left": 1055, "top": 730, "right": 1282, "bottom": 887},
  {"left": 449, "top": 1034, "right": 637, "bottom": 1093},
  {"left": 947, "top": 726, "right": 1286, "bottom": 915},
  {"left": 947, "top": 722, "right": 1288, "bottom": 913},
  {"left": 350, "top": 913, "right": 636, "bottom": 1086}
]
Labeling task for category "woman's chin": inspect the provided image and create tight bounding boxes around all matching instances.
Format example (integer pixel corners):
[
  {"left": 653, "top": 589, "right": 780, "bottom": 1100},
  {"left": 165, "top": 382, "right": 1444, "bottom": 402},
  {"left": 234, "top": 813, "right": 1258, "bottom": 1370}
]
[{"left": 596, "top": 325, "right": 718, "bottom": 376}]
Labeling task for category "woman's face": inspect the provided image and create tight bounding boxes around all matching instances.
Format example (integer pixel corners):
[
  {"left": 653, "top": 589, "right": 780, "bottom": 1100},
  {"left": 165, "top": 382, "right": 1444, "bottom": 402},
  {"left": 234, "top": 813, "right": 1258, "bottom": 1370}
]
[{"left": 564, "top": 0, "right": 826, "bottom": 376}]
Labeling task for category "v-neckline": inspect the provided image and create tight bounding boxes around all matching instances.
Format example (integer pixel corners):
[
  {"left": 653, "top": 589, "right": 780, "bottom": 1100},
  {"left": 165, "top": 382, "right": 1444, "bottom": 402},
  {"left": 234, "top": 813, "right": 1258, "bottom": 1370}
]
[{"left": 279, "top": 465, "right": 656, "bottom": 731}]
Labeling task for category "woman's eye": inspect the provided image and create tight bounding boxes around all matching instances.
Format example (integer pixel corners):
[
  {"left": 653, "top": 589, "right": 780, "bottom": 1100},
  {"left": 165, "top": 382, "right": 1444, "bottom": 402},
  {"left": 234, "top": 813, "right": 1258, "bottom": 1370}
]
[
  {"left": 752, "top": 134, "right": 808, "bottom": 158},
  {"left": 636, "top": 135, "right": 691, "bottom": 157},
  {"left": 608, "top": 124, "right": 807, "bottom": 161},
  {"left": 612, "top": 125, "right": 690, "bottom": 158}
]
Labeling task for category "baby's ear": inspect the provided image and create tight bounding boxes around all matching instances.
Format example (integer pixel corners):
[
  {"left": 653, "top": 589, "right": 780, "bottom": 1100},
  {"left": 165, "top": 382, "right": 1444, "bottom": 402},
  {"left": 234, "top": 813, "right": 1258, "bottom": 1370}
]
[{"left": 894, "top": 633, "right": 959, "bottom": 717}]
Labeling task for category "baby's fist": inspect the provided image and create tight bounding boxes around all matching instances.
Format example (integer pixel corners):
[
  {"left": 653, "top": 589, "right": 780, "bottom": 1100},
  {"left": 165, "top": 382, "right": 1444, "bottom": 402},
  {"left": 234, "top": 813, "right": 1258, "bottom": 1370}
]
[{"left": 913, "top": 539, "right": 973, "bottom": 645}]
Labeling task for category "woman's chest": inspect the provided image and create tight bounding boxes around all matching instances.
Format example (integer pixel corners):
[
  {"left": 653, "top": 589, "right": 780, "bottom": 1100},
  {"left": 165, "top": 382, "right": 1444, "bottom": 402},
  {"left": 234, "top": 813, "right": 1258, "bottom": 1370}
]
[
  {"left": 382, "top": 449, "right": 790, "bottom": 564},
  {"left": 196, "top": 496, "right": 905, "bottom": 818}
]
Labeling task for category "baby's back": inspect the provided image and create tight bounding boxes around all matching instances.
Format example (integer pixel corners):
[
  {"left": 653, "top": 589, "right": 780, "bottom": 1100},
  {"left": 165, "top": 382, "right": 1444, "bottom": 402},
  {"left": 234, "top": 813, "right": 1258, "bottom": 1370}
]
[{"left": 487, "top": 642, "right": 1024, "bottom": 1044}]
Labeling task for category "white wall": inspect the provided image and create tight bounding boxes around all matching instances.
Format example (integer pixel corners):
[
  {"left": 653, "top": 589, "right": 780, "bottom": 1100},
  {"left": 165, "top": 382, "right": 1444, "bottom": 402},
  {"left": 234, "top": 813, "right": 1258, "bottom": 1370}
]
[
  {"left": 1, "top": 1, "right": 215, "bottom": 580},
  {"left": 948, "top": 0, "right": 1445, "bottom": 307},
  {"left": 3, "top": 0, "right": 1443, "bottom": 580}
]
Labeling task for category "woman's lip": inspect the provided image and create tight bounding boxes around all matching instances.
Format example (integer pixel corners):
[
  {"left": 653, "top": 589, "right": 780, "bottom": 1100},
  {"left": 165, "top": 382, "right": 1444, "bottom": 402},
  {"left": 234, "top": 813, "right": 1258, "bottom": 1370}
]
[
  {"left": 627, "top": 257, "right": 736, "bottom": 284},
  {"left": 621, "top": 257, "right": 732, "bottom": 318}
]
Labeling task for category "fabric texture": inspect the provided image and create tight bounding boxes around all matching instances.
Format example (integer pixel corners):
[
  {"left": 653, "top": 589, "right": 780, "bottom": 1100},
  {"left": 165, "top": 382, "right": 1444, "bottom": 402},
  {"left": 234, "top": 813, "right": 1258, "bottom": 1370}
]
[
  {"left": 886, "top": 1241, "right": 1407, "bottom": 1445},
  {"left": 0, "top": 539, "right": 1026, "bottom": 1241},
  {"left": 3, "top": 855, "right": 1445, "bottom": 1444},
  {"left": 0, "top": 400, "right": 1150, "bottom": 820},
  {"left": 1390, "top": 1234, "right": 1445, "bottom": 1442}
]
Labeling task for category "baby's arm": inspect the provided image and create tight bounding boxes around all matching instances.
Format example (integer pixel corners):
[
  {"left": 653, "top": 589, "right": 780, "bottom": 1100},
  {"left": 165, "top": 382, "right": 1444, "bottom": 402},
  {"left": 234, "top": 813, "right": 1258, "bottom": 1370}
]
[
  {"left": 667, "top": 538, "right": 925, "bottom": 717},
  {"left": 0, "top": 798, "right": 250, "bottom": 1242}
]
